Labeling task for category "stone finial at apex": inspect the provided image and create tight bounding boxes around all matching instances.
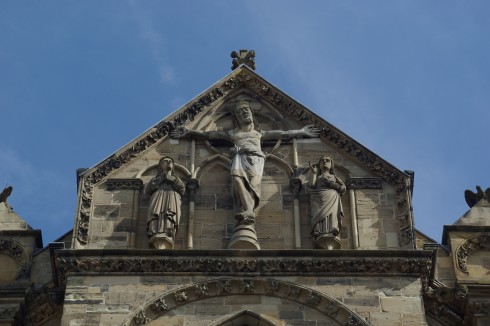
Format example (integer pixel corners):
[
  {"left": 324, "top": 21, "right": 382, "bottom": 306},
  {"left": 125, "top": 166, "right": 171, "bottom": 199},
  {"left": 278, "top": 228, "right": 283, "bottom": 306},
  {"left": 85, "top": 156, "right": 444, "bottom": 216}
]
[
  {"left": 464, "top": 185, "right": 490, "bottom": 208},
  {"left": 0, "top": 185, "right": 13, "bottom": 210},
  {"left": 231, "top": 49, "right": 256, "bottom": 70}
]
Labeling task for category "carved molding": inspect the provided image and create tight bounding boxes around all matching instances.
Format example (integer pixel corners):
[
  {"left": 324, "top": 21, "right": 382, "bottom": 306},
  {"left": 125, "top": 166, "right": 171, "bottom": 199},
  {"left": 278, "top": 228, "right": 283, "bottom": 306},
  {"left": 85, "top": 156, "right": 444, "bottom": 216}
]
[
  {"left": 75, "top": 67, "right": 410, "bottom": 245},
  {"left": 345, "top": 178, "right": 383, "bottom": 190},
  {"left": 397, "top": 194, "right": 415, "bottom": 248},
  {"left": 23, "top": 286, "right": 64, "bottom": 325},
  {"left": 424, "top": 298, "right": 467, "bottom": 326},
  {"left": 186, "top": 179, "right": 200, "bottom": 201},
  {"left": 106, "top": 179, "right": 144, "bottom": 191},
  {"left": 53, "top": 250, "right": 433, "bottom": 289},
  {"left": 0, "top": 304, "right": 18, "bottom": 321},
  {"left": 289, "top": 178, "right": 302, "bottom": 198},
  {"left": 456, "top": 234, "right": 490, "bottom": 272},
  {"left": 0, "top": 237, "right": 29, "bottom": 281},
  {"left": 124, "top": 278, "right": 369, "bottom": 326},
  {"left": 468, "top": 300, "right": 490, "bottom": 316},
  {"left": 422, "top": 283, "right": 490, "bottom": 326}
]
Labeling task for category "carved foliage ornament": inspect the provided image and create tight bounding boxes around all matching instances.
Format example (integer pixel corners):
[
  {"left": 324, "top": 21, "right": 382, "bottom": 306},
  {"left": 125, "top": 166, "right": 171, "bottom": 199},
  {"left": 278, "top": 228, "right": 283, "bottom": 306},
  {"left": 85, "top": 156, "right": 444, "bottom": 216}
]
[
  {"left": 54, "top": 255, "right": 432, "bottom": 287},
  {"left": 0, "top": 238, "right": 29, "bottom": 282},
  {"left": 23, "top": 286, "right": 64, "bottom": 325},
  {"left": 106, "top": 179, "right": 143, "bottom": 191},
  {"left": 124, "top": 278, "right": 368, "bottom": 326},
  {"left": 456, "top": 234, "right": 490, "bottom": 272},
  {"left": 76, "top": 68, "right": 409, "bottom": 245}
]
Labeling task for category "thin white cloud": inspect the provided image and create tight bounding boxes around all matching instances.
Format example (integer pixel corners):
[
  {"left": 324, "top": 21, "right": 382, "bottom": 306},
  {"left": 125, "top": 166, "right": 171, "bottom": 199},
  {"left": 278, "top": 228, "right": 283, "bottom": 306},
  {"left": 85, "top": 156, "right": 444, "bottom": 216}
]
[
  {"left": 127, "top": 0, "right": 176, "bottom": 84},
  {"left": 0, "top": 145, "right": 73, "bottom": 242}
]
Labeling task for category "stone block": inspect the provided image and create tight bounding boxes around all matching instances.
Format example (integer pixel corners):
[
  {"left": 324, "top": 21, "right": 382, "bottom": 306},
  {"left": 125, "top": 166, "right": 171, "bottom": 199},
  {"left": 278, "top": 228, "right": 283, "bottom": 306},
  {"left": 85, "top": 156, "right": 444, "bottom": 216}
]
[
  {"left": 195, "top": 304, "right": 230, "bottom": 315},
  {"left": 257, "top": 200, "right": 282, "bottom": 211},
  {"left": 279, "top": 310, "right": 304, "bottom": 320},
  {"left": 93, "top": 205, "right": 120, "bottom": 219},
  {"left": 86, "top": 304, "right": 130, "bottom": 313},
  {"left": 113, "top": 218, "right": 133, "bottom": 232},
  {"left": 201, "top": 224, "right": 225, "bottom": 238},
  {"left": 214, "top": 210, "right": 234, "bottom": 224},
  {"left": 385, "top": 232, "right": 399, "bottom": 248},
  {"left": 196, "top": 195, "right": 216, "bottom": 210},
  {"left": 92, "top": 189, "right": 113, "bottom": 204},
  {"left": 369, "top": 312, "right": 402, "bottom": 325},
  {"left": 119, "top": 204, "right": 135, "bottom": 218},
  {"left": 99, "top": 313, "right": 129, "bottom": 325},
  {"left": 196, "top": 237, "right": 222, "bottom": 250},
  {"left": 401, "top": 313, "right": 426, "bottom": 323},
  {"left": 343, "top": 295, "right": 380, "bottom": 307},
  {"left": 258, "top": 238, "right": 285, "bottom": 249},
  {"left": 224, "top": 295, "right": 262, "bottom": 305},
  {"left": 255, "top": 224, "right": 284, "bottom": 238},
  {"left": 380, "top": 297, "right": 422, "bottom": 313},
  {"left": 259, "top": 211, "right": 287, "bottom": 224},
  {"left": 147, "top": 316, "right": 184, "bottom": 326},
  {"left": 216, "top": 194, "right": 234, "bottom": 210},
  {"left": 112, "top": 190, "right": 135, "bottom": 204}
]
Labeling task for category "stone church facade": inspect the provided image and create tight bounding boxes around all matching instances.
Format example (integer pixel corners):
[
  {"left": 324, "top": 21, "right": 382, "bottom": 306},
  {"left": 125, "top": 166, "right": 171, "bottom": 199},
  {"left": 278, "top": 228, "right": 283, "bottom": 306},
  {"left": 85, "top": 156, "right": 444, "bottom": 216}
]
[{"left": 1, "top": 52, "right": 489, "bottom": 325}]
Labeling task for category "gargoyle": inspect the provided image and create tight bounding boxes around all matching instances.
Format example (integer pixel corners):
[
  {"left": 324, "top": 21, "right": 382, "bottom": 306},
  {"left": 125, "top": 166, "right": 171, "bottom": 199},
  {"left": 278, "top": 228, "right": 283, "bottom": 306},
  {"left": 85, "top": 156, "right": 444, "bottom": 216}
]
[
  {"left": 464, "top": 185, "right": 490, "bottom": 208},
  {"left": 0, "top": 186, "right": 13, "bottom": 210}
]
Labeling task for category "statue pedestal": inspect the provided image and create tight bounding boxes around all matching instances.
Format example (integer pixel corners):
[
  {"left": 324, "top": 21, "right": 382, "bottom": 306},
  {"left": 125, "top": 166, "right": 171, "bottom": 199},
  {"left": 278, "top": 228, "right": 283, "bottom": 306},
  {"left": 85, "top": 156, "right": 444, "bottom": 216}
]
[
  {"left": 228, "top": 224, "right": 260, "bottom": 249},
  {"left": 149, "top": 234, "right": 174, "bottom": 249},
  {"left": 314, "top": 234, "right": 341, "bottom": 250}
]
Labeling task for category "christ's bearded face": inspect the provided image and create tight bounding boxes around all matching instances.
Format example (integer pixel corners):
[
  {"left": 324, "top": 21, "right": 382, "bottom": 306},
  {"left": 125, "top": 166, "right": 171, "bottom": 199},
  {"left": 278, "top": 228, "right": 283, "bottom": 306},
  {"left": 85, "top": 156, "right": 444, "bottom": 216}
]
[{"left": 234, "top": 103, "right": 253, "bottom": 126}]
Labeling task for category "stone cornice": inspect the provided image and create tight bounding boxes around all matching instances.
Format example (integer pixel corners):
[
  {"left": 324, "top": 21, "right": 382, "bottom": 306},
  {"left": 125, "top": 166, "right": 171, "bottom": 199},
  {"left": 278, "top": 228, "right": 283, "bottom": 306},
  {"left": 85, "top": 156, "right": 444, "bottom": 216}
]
[
  {"left": 75, "top": 67, "right": 411, "bottom": 246},
  {"left": 442, "top": 225, "right": 490, "bottom": 245},
  {"left": 53, "top": 249, "right": 434, "bottom": 288}
]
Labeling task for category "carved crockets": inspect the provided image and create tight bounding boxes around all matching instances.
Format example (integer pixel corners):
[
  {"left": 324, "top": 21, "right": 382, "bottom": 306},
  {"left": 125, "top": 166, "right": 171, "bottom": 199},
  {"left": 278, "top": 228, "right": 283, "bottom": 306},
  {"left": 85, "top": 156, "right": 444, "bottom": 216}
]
[
  {"left": 308, "top": 156, "right": 346, "bottom": 249},
  {"left": 145, "top": 157, "right": 185, "bottom": 249}
]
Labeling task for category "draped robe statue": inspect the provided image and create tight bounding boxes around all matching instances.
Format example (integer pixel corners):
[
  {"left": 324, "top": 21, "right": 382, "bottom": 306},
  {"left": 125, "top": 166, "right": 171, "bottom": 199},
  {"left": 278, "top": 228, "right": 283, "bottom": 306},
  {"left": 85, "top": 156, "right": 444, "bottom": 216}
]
[
  {"left": 145, "top": 157, "right": 185, "bottom": 249},
  {"left": 308, "top": 155, "right": 346, "bottom": 249}
]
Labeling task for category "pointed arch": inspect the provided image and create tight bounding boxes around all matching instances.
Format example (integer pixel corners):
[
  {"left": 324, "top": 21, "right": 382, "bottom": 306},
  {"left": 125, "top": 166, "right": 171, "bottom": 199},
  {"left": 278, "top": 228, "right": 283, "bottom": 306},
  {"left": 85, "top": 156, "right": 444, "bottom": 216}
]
[
  {"left": 210, "top": 309, "right": 277, "bottom": 326},
  {"left": 125, "top": 278, "right": 370, "bottom": 326},
  {"left": 193, "top": 154, "right": 231, "bottom": 179},
  {"left": 136, "top": 162, "right": 191, "bottom": 179}
]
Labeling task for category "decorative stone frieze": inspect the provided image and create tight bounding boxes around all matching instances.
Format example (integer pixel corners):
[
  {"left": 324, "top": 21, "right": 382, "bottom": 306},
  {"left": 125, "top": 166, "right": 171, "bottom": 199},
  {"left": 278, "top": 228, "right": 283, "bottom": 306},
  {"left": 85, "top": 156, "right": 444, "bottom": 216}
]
[
  {"left": 425, "top": 296, "right": 466, "bottom": 326},
  {"left": 0, "top": 305, "right": 18, "bottom": 322},
  {"left": 23, "top": 286, "right": 64, "bottom": 325},
  {"left": 53, "top": 249, "right": 433, "bottom": 287},
  {"left": 0, "top": 237, "right": 29, "bottom": 281},
  {"left": 397, "top": 192, "right": 415, "bottom": 248},
  {"left": 345, "top": 177, "right": 383, "bottom": 190},
  {"left": 423, "top": 283, "right": 473, "bottom": 326},
  {"left": 106, "top": 178, "right": 143, "bottom": 191},
  {"left": 149, "top": 298, "right": 168, "bottom": 313},
  {"left": 456, "top": 233, "right": 490, "bottom": 272}
]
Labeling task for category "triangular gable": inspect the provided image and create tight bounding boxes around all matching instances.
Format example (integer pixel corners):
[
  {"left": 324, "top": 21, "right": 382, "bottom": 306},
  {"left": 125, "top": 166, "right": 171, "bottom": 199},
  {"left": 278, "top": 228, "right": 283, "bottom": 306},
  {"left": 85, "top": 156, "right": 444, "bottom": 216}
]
[{"left": 74, "top": 65, "right": 413, "bottom": 247}]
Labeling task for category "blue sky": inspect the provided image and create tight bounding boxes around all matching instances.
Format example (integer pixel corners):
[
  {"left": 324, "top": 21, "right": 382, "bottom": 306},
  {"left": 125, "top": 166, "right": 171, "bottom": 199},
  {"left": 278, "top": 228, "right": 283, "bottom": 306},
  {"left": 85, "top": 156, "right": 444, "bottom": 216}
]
[{"left": 1, "top": 1, "right": 489, "bottom": 245}]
